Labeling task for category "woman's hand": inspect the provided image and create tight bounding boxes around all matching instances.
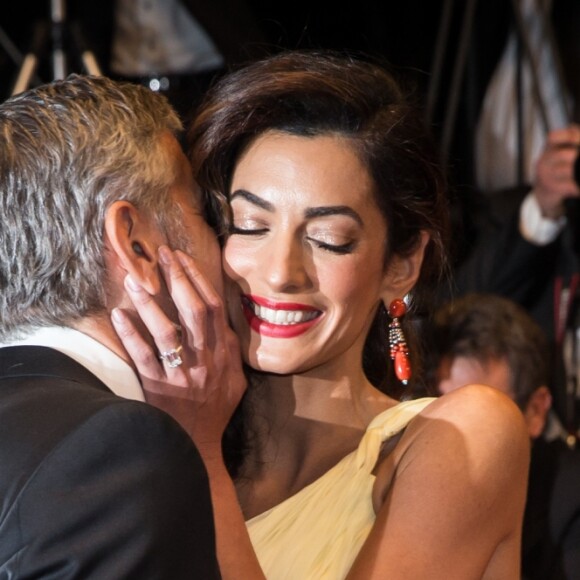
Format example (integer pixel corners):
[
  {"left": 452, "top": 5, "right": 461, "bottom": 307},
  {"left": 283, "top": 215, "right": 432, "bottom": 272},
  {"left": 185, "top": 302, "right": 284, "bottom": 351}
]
[{"left": 111, "top": 245, "right": 246, "bottom": 461}]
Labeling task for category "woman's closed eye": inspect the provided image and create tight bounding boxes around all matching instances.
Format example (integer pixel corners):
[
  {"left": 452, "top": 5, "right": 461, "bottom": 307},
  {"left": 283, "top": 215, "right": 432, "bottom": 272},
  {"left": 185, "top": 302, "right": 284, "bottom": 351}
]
[
  {"left": 229, "top": 220, "right": 269, "bottom": 236},
  {"left": 229, "top": 215, "right": 357, "bottom": 254},
  {"left": 306, "top": 235, "right": 356, "bottom": 255}
]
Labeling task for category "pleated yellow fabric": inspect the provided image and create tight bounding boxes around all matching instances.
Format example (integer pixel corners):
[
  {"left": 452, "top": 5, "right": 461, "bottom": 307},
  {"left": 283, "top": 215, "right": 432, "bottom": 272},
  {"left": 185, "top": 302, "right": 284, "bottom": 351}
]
[{"left": 246, "top": 397, "right": 436, "bottom": 579}]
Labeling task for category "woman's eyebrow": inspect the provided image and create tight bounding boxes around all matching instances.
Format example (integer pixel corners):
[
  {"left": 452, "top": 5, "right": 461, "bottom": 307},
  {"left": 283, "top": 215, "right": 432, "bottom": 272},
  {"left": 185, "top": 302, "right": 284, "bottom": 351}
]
[
  {"left": 304, "top": 206, "right": 363, "bottom": 226},
  {"left": 230, "top": 191, "right": 364, "bottom": 226},
  {"left": 230, "top": 189, "right": 274, "bottom": 211}
]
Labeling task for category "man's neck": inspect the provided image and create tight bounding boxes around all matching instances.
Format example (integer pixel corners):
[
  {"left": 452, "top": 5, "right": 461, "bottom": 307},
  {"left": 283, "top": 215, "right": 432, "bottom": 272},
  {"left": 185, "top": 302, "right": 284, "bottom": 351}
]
[{"left": 72, "top": 315, "right": 136, "bottom": 372}]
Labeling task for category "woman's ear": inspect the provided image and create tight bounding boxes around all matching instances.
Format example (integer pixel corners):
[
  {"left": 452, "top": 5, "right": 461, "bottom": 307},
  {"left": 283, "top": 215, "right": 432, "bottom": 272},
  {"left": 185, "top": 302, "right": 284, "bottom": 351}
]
[
  {"left": 380, "top": 231, "right": 429, "bottom": 303},
  {"left": 104, "top": 200, "right": 162, "bottom": 295}
]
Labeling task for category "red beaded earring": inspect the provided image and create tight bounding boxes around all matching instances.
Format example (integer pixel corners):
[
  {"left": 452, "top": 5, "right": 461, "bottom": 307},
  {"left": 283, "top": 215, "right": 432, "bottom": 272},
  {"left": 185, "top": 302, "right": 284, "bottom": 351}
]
[{"left": 388, "top": 298, "right": 411, "bottom": 385}]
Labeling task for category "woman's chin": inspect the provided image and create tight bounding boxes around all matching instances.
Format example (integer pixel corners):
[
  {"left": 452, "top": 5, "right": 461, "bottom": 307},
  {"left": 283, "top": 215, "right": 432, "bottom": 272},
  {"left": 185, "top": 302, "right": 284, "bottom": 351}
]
[{"left": 243, "top": 351, "right": 302, "bottom": 376}]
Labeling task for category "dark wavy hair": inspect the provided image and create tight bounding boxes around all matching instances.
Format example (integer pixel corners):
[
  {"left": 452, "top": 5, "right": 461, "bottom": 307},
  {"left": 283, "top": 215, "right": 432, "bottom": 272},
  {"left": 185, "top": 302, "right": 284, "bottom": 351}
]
[
  {"left": 187, "top": 50, "right": 451, "bottom": 472},
  {"left": 429, "top": 293, "right": 549, "bottom": 409}
]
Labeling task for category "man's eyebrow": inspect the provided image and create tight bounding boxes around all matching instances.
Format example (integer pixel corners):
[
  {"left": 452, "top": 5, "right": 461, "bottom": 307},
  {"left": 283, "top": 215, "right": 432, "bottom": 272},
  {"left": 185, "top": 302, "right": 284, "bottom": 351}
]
[
  {"left": 304, "top": 206, "right": 363, "bottom": 226},
  {"left": 230, "top": 190, "right": 274, "bottom": 211}
]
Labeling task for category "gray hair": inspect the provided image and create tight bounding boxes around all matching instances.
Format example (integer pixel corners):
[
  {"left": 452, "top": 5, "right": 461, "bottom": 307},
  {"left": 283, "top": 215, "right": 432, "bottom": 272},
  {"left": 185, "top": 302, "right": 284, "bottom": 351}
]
[{"left": 0, "top": 74, "right": 183, "bottom": 340}]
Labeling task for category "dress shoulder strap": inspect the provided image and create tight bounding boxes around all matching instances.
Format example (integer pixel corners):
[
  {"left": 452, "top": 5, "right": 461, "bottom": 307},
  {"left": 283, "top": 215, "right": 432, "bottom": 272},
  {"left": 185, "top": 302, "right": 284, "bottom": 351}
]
[{"left": 355, "top": 398, "right": 436, "bottom": 472}]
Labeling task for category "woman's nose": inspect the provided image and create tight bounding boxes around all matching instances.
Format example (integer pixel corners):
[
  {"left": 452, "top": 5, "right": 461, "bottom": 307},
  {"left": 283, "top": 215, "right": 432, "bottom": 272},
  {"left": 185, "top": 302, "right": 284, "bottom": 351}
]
[{"left": 264, "top": 235, "right": 310, "bottom": 292}]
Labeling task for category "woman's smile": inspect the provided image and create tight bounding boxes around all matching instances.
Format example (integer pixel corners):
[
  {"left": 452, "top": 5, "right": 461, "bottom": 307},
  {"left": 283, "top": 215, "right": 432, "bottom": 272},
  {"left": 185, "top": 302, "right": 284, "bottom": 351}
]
[{"left": 242, "top": 295, "right": 323, "bottom": 337}]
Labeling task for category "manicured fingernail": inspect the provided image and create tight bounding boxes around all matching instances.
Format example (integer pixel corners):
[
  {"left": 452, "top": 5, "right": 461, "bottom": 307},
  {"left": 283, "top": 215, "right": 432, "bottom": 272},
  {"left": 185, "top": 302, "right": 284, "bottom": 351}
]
[
  {"left": 125, "top": 275, "right": 142, "bottom": 292},
  {"left": 158, "top": 245, "right": 172, "bottom": 264},
  {"left": 111, "top": 308, "right": 125, "bottom": 323}
]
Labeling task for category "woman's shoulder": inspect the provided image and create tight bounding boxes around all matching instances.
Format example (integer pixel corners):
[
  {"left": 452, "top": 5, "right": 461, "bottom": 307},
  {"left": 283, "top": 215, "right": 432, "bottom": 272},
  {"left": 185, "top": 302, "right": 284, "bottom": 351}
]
[
  {"left": 371, "top": 385, "right": 527, "bottom": 461},
  {"left": 366, "top": 384, "right": 529, "bottom": 578},
  {"left": 376, "top": 385, "right": 526, "bottom": 489},
  {"left": 399, "top": 384, "right": 530, "bottom": 479},
  {"left": 416, "top": 383, "right": 526, "bottom": 434}
]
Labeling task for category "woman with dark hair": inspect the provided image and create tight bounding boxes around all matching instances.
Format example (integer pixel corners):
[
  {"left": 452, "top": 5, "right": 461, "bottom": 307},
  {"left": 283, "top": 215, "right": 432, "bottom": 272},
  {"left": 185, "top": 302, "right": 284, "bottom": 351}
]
[{"left": 114, "top": 50, "right": 530, "bottom": 579}]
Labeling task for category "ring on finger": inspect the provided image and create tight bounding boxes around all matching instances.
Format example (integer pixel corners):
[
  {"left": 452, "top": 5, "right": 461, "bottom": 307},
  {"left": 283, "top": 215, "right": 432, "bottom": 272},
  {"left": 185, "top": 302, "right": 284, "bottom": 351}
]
[{"left": 159, "top": 345, "right": 183, "bottom": 368}]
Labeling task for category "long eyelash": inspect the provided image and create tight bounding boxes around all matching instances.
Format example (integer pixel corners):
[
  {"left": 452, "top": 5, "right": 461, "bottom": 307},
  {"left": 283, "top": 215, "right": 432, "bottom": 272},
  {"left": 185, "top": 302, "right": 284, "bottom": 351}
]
[
  {"left": 313, "top": 240, "right": 355, "bottom": 255},
  {"left": 229, "top": 225, "right": 269, "bottom": 236},
  {"left": 230, "top": 226, "right": 354, "bottom": 254}
]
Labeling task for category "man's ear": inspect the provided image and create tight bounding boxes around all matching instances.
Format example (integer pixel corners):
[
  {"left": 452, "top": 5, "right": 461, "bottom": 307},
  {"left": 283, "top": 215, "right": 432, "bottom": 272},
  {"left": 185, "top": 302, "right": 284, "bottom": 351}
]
[
  {"left": 104, "top": 200, "right": 161, "bottom": 295},
  {"left": 380, "top": 231, "right": 429, "bottom": 305},
  {"left": 524, "top": 385, "right": 552, "bottom": 439}
]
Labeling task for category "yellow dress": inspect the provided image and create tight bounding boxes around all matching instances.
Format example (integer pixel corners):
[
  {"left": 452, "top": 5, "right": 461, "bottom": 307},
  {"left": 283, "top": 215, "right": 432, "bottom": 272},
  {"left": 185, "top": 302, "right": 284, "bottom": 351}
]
[{"left": 246, "top": 397, "right": 435, "bottom": 579}]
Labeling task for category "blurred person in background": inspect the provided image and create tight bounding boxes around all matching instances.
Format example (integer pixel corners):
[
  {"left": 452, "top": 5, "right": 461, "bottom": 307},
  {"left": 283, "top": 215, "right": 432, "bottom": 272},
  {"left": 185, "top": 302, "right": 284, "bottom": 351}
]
[{"left": 429, "top": 292, "right": 580, "bottom": 580}]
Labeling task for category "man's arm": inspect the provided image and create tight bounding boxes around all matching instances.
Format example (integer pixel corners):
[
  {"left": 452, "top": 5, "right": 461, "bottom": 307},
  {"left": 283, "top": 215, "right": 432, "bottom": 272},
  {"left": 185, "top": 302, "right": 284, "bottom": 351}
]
[
  {"left": 452, "top": 188, "right": 561, "bottom": 303},
  {"left": 452, "top": 125, "right": 580, "bottom": 315}
]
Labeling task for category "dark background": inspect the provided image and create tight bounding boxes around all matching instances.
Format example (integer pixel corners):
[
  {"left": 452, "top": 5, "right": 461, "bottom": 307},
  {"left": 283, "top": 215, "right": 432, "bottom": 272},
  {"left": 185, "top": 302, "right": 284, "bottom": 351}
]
[
  {"left": 0, "top": 0, "right": 513, "bottom": 190},
  {"left": 2, "top": 0, "right": 578, "bottom": 232}
]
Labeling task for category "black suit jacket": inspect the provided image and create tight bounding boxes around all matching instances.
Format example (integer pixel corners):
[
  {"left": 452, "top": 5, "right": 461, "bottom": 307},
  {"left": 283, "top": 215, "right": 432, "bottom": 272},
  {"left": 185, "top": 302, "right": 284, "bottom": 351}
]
[
  {"left": 452, "top": 187, "right": 564, "bottom": 336},
  {"left": 451, "top": 188, "right": 580, "bottom": 427},
  {"left": 0, "top": 345, "right": 220, "bottom": 579},
  {"left": 523, "top": 437, "right": 580, "bottom": 580}
]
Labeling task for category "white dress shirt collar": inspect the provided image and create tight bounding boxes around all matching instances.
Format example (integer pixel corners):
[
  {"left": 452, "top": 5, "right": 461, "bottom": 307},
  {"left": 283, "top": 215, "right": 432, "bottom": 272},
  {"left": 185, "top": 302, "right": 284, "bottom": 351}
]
[{"left": 0, "top": 326, "right": 145, "bottom": 401}]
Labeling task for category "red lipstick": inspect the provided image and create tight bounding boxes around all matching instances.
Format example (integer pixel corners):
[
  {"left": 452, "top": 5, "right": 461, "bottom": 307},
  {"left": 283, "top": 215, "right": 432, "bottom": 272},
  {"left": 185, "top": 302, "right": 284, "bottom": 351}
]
[
  {"left": 242, "top": 295, "right": 321, "bottom": 338},
  {"left": 248, "top": 295, "right": 319, "bottom": 311}
]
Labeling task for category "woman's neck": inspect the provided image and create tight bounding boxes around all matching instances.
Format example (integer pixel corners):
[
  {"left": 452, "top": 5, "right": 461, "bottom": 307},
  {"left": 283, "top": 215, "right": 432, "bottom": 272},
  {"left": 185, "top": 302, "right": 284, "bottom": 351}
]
[
  {"left": 236, "top": 369, "right": 396, "bottom": 517},
  {"left": 244, "top": 367, "right": 395, "bottom": 460}
]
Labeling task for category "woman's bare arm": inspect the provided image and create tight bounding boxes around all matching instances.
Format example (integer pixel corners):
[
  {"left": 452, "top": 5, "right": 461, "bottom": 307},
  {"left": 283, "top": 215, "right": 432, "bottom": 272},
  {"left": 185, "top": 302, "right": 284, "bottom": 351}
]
[{"left": 112, "top": 246, "right": 265, "bottom": 580}]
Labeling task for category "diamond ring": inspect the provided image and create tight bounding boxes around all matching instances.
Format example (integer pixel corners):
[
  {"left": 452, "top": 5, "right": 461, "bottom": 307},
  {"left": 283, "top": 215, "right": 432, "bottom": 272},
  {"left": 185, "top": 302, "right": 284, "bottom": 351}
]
[{"left": 159, "top": 345, "right": 183, "bottom": 368}]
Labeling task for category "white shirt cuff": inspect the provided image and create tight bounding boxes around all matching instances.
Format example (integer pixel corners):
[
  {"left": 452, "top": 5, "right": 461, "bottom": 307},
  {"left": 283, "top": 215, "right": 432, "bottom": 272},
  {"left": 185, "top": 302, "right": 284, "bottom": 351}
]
[{"left": 519, "top": 191, "right": 567, "bottom": 245}]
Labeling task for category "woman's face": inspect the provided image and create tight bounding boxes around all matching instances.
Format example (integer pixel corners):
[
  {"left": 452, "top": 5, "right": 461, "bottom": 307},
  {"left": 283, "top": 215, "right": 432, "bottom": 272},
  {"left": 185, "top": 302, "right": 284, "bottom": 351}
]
[{"left": 223, "top": 131, "right": 417, "bottom": 376}]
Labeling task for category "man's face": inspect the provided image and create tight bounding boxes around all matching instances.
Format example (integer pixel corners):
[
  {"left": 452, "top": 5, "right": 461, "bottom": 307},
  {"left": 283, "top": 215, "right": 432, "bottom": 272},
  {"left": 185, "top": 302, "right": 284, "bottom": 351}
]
[
  {"left": 145, "top": 134, "right": 222, "bottom": 329},
  {"left": 161, "top": 134, "right": 223, "bottom": 296},
  {"left": 437, "top": 355, "right": 513, "bottom": 398}
]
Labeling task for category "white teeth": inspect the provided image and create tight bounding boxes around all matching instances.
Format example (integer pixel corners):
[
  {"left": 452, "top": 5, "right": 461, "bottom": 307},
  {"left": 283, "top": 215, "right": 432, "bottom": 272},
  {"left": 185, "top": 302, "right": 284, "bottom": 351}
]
[{"left": 252, "top": 303, "right": 319, "bottom": 325}]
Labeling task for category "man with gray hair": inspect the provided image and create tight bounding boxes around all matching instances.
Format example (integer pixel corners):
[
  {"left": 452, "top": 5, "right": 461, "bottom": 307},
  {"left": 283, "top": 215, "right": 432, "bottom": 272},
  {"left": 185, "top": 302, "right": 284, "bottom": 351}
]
[{"left": 0, "top": 75, "right": 225, "bottom": 577}]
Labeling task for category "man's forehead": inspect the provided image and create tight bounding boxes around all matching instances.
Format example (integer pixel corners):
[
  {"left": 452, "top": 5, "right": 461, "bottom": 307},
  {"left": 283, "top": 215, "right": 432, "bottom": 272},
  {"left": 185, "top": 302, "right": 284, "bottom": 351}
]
[{"left": 439, "top": 355, "right": 514, "bottom": 399}]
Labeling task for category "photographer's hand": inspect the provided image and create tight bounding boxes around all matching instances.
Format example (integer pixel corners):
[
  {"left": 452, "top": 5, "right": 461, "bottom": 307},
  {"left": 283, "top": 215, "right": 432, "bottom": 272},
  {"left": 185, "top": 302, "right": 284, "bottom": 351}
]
[{"left": 534, "top": 124, "right": 580, "bottom": 219}]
